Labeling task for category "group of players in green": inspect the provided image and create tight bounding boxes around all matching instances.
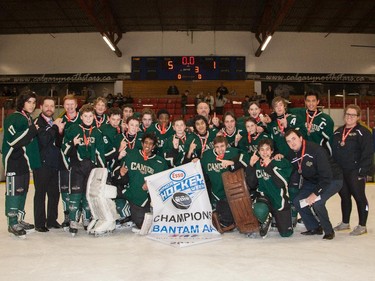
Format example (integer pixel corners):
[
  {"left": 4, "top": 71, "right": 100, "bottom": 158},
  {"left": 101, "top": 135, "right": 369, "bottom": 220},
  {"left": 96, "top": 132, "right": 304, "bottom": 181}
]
[{"left": 3, "top": 91, "right": 373, "bottom": 239}]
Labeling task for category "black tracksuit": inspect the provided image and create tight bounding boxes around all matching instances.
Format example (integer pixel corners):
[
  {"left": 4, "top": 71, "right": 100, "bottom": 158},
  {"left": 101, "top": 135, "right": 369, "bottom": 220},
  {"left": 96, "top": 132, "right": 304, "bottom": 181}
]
[{"left": 332, "top": 124, "right": 374, "bottom": 226}]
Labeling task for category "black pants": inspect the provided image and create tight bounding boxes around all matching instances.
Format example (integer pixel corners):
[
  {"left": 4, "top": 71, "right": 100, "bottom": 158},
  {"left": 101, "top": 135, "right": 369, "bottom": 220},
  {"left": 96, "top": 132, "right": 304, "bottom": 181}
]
[
  {"left": 70, "top": 159, "right": 94, "bottom": 194},
  {"left": 33, "top": 166, "right": 60, "bottom": 227},
  {"left": 129, "top": 201, "right": 151, "bottom": 229},
  {"left": 339, "top": 170, "right": 369, "bottom": 226},
  {"left": 216, "top": 199, "right": 234, "bottom": 227}
]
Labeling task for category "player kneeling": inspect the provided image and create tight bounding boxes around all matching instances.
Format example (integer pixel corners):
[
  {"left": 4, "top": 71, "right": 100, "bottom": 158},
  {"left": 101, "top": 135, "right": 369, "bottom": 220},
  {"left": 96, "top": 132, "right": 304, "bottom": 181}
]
[{"left": 249, "top": 139, "right": 294, "bottom": 238}]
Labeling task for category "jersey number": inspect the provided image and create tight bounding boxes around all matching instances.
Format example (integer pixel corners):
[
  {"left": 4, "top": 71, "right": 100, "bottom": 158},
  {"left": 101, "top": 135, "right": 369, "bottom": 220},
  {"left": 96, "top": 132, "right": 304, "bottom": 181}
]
[{"left": 8, "top": 125, "right": 16, "bottom": 136}]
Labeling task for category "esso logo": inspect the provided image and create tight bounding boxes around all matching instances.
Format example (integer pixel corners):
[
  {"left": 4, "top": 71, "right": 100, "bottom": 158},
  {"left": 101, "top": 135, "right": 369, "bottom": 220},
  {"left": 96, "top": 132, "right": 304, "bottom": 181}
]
[{"left": 169, "top": 170, "right": 186, "bottom": 181}]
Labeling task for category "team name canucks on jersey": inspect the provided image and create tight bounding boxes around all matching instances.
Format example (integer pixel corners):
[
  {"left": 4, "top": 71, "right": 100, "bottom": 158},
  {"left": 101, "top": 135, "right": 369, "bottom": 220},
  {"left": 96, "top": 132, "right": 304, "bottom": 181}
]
[
  {"left": 256, "top": 170, "right": 271, "bottom": 180},
  {"left": 207, "top": 162, "right": 224, "bottom": 173},
  {"left": 130, "top": 162, "right": 154, "bottom": 175}
]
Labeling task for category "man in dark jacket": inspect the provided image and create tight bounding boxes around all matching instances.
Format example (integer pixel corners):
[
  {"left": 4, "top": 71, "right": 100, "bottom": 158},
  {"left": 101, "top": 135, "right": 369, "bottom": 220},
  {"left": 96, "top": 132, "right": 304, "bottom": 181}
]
[
  {"left": 34, "top": 97, "right": 65, "bottom": 232},
  {"left": 285, "top": 129, "right": 342, "bottom": 240}
]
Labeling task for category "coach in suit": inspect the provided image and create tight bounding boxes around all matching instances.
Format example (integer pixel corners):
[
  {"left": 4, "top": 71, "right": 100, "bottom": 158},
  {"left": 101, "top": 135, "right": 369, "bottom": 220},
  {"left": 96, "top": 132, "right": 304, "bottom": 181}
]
[{"left": 33, "top": 97, "right": 65, "bottom": 232}]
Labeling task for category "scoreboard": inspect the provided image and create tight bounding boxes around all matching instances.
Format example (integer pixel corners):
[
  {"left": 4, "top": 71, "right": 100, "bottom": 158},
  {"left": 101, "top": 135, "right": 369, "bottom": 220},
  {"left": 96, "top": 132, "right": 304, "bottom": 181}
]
[{"left": 131, "top": 56, "right": 246, "bottom": 80}]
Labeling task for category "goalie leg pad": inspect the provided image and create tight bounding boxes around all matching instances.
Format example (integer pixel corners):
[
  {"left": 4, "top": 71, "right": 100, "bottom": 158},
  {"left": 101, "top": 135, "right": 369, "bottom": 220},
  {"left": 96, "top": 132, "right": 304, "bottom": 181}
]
[
  {"left": 86, "top": 168, "right": 118, "bottom": 234},
  {"left": 222, "top": 169, "right": 259, "bottom": 234}
]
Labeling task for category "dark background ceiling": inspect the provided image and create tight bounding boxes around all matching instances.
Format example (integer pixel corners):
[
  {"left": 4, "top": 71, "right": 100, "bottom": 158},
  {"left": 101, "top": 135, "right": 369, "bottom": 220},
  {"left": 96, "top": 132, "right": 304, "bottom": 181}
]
[{"left": 0, "top": 0, "right": 374, "bottom": 35}]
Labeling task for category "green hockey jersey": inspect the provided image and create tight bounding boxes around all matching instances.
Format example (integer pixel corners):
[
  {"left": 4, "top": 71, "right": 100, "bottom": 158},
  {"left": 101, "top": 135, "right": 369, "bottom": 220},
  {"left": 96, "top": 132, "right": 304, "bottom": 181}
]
[
  {"left": 183, "top": 128, "right": 218, "bottom": 161},
  {"left": 217, "top": 126, "right": 245, "bottom": 148},
  {"left": 238, "top": 132, "right": 269, "bottom": 154},
  {"left": 121, "top": 149, "right": 168, "bottom": 206},
  {"left": 163, "top": 133, "right": 190, "bottom": 167},
  {"left": 254, "top": 158, "right": 292, "bottom": 210},
  {"left": 2, "top": 111, "right": 41, "bottom": 174},
  {"left": 201, "top": 147, "right": 249, "bottom": 203},
  {"left": 62, "top": 123, "right": 106, "bottom": 168},
  {"left": 61, "top": 112, "right": 81, "bottom": 169},
  {"left": 267, "top": 113, "right": 307, "bottom": 156},
  {"left": 146, "top": 122, "right": 175, "bottom": 156},
  {"left": 290, "top": 108, "right": 334, "bottom": 155},
  {"left": 100, "top": 122, "right": 121, "bottom": 169}
]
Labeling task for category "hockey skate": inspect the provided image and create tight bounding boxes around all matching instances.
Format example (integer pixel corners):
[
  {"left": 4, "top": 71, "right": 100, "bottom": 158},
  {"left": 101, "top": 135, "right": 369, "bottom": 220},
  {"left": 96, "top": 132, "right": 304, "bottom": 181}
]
[
  {"left": 115, "top": 217, "right": 133, "bottom": 230},
  {"left": 8, "top": 224, "right": 27, "bottom": 239},
  {"left": 246, "top": 231, "right": 258, "bottom": 239},
  {"left": 87, "top": 219, "right": 114, "bottom": 237},
  {"left": 93, "top": 221, "right": 115, "bottom": 237},
  {"left": 61, "top": 211, "right": 70, "bottom": 231},
  {"left": 69, "top": 221, "right": 79, "bottom": 237},
  {"left": 259, "top": 215, "right": 272, "bottom": 239},
  {"left": 19, "top": 220, "right": 35, "bottom": 233},
  {"left": 83, "top": 219, "right": 90, "bottom": 231}
]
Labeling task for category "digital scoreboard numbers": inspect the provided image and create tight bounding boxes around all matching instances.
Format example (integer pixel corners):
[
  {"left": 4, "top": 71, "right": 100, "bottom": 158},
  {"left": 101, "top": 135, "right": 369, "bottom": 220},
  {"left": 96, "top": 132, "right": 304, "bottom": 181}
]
[{"left": 131, "top": 56, "right": 246, "bottom": 80}]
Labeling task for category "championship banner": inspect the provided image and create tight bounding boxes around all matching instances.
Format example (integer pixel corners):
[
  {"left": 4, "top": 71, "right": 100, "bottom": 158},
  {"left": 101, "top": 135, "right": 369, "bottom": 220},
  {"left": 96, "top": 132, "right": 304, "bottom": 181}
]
[{"left": 145, "top": 160, "right": 221, "bottom": 247}]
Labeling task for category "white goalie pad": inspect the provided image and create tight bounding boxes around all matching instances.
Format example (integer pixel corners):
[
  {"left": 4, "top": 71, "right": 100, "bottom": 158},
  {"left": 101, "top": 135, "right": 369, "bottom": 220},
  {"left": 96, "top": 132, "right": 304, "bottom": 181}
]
[{"left": 86, "top": 168, "right": 118, "bottom": 235}]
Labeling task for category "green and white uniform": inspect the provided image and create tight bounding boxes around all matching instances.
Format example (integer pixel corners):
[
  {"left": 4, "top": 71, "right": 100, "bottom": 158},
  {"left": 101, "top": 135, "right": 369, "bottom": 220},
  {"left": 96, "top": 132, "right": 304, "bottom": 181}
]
[
  {"left": 59, "top": 112, "right": 81, "bottom": 215},
  {"left": 2, "top": 111, "right": 41, "bottom": 227},
  {"left": 120, "top": 149, "right": 168, "bottom": 207},
  {"left": 61, "top": 112, "right": 81, "bottom": 169},
  {"left": 100, "top": 122, "right": 121, "bottom": 171},
  {"left": 112, "top": 131, "right": 143, "bottom": 220},
  {"left": 290, "top": 108, "right": 334, "bottom": 155},
  {"left": 115, "top": 132, "right": 143, "bottom": 153},
  {"left": 93, "top": 113, "right": 108, "bottom": 129},
  {"left": 254, "top": 158, "right": 292, "bottom": 211},
  {"left": 62, "top": 123, "right": 106, "bottom": 222},
  {"left": 63, "top": 124, "right": 106, "bottom": 168},
  {"left": 238, "top": 132, "right": 269, "bottom": 154},
  {"left": 163, "top": 133, "right": 189, "bottom": 167},
  {"left": 201, "top": 147, "right": 249, "bottom": 205},
  {"left": 267, "top": 113, "right": 307, "bottom": 156},
  {"left": 182, "top": 128, "right": 218, "bottom": 163},
  {"left": 218, "top": 126, "right": 244, "bottom": 148},
  {"left": 252, "top": 158, "right": 293, "bottom": 237},
  {"left": 146, "top": 123, "right": 175, "bottom": 156}
]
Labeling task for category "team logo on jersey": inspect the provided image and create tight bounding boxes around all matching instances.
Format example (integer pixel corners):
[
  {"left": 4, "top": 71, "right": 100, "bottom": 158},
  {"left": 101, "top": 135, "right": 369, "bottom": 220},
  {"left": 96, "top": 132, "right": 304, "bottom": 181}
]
[
  {"left": 207, "top": 163, "right": 223, "bottom": 173},
  {"left": 131, "top": 162, "right": 154, "bottom": 175},
  {"left": 256, "top": 170, "right": 271, "bottom": 180},
  {"left": 171, "top": 192, "right": 192, "bottom": 209},
  {"left": 306, "top": 161, "right": 313, "bottom": 167}
]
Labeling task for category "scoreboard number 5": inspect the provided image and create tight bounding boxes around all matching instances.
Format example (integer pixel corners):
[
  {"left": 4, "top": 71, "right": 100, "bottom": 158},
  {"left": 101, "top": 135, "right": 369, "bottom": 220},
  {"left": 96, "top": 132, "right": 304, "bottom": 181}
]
[{"left": 168, "top": 61, "right": 173, "bottom": 70}]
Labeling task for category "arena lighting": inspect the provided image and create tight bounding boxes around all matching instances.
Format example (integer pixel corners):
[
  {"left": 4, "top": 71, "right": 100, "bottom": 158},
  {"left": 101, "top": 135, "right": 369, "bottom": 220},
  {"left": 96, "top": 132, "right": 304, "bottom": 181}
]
[
  {"left": 260, "top": 35, "right": 272, "bottom": 51},
  {"left": 102, "top": 35, "right": 116, "bottom": 51}
]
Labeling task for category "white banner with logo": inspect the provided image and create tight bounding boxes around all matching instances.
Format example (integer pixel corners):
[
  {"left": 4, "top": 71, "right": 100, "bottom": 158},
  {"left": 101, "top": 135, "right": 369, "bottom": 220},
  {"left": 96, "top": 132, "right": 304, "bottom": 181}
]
[{"left": 145, "top": 160, "right": 221, "bottom": 247}]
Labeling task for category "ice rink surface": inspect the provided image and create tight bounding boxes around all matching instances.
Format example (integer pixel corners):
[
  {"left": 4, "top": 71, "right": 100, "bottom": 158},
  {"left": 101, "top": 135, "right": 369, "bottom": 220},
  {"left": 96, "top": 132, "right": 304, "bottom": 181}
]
[{"left": 0, "top": 182, "right": 374, "bottom": 281}]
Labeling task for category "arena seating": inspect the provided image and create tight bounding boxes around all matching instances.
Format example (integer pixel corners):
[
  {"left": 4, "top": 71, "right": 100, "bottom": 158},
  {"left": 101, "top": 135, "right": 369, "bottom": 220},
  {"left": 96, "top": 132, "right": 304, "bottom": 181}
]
[{"left": 1, "top": 95, "right": 375, "bottom": 128}]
